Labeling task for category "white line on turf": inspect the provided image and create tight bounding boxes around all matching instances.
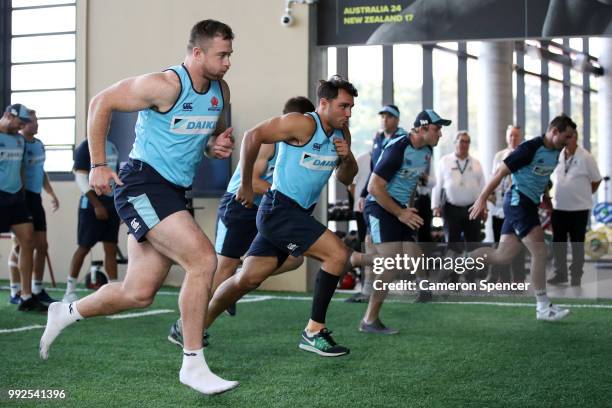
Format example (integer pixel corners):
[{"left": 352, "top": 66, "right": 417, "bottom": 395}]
[
  {"left": 107, "top": 309, "right": 175, "bottom": 319},
  {"left": 0, "top": 324, "right": 46, "bottom": 333}
]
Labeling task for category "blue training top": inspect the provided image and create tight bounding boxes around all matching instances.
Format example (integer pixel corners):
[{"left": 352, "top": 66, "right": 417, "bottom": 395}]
[
  {"left": 272, "top": 112, "right": 343, "bottom": 209},
  {"left": 24, "top": 138, "right": 45, "bottom": 194},
  {"left": 504, "top": 135, "right": 560, "bottom": 205},
  {"left": 368, "top": 134, "right": 432, "bottom": 206},
  {"left": 360, "top": 127, "right": 408, "bottom": 198},
  {"left": 0, "top": 132, "right": 25, "bottom": 194},
  {"left": 226, "top": 143, "right": 278, "bottom": 206},
  {"left": 129, "top": 63, "right": 224, "bottom": 188}
]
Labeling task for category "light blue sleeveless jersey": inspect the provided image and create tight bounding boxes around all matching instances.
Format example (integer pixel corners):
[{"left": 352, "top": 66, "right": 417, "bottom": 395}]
[
  {"left": 0, "top": 132, "right": 25, "bottom": 194},
  {"left": 24, "top": 138, "right": 45, "bottom": 194},
  {"left": 226, "top": 143, "right": 278, "bottom": 206},
  {"left": 129, "top": 64, "right": 224, "bottom": 188},
  {"left": 272, "top": 112, "right": 343, "bottom": 209}
]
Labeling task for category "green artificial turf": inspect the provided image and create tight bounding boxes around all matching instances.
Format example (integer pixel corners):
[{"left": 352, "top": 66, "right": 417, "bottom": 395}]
[{"left": 1, "top": 286, "right": 611, "bottom": 407}]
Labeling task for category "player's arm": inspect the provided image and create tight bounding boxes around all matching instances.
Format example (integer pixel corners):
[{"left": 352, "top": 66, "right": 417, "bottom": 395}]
[
  {"left": 236, "top": 113, "right": 314, "bottom": 207},
  {"left": 87, "top": 71, "right": 179, "bottom": 195},
  {"left": 206, "top": 79, "right": 234, "bottom": 159},
  {"left": 42, "top": 172, "right": 59, "bottom": 211},
  {"left": 251, "top": 143, "right": 275, "bottom": 195},
  {"left": 335, "top": 125, "right": 358, "bottom": 186},
  {"left": 469, "top": 163, "right": 511, "bottom": 220}
]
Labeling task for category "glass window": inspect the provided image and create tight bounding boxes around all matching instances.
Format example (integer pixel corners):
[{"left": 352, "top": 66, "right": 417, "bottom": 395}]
[
  {"left": 524, "top": 74, "right": 541, "bottom": 138},
  {"left": 43, "top": 148, "right": 74, "bottom": 172},
  {"left": 12, "top": 62, "right": 75, "bottom": 90},
  {"left": 327, "top": 47, "right": 337, "bottom": 78},
  {"left": 432, "top": 47, "right": 458, "bottom": 158},
  {"left": 36, "top": 118, "right": 75, "bottom": 145},
  {"left": 549, "top": 80, "right": 563, "bottom": 118},
  {"left": 569, "top": 38, "right": 582, "bottom": 52},
  {"left": 11, "top": 34, "right": 75, "bottom": 62},
  {"left": 348, "top": 45, "right": 383, "bottom": 158},
  {"left": 393, "top": 44, "right": 421, "bottom": 130},
  {"left": 12, "top": 0, "right": 75, "bottom": 6},
  {"left": 12, "top": 6, "right": 75, "bottom": 35},
  {"left": 12, "top": 90, "right": 75, "bottom": 117},
  {"left": 467, "top": 56, "right": 479, "bottom": 153},
  {"left": 590, "top": 92, "right": 598, "bottom": 160}
]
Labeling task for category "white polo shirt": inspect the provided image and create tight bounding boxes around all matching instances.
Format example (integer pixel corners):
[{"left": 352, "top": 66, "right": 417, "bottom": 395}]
[
  {"left": 489, "top": 147, "right": 514, "bottom": 218},
  {"left": 432, "top": 153, "right": 485, "bottom": 208},
  {"left": 551, "top": 145, "right": 601, "bottom": 211}
]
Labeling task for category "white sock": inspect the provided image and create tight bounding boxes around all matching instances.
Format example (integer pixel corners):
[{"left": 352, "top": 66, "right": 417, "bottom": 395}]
[
  {"left": 39, "top": 302, "right": 82, "bottom": 360},
  {"left": 306, "top": 329, "right": 319, "bottom": 337},
  {"left": 10, "top": 283, "right": 21, "bottom": 297},
  {"left": 535, "top": 290, "right": 549, "bottom": 310},
  {"left": 179, "top": 348, "right": 238, "bottom": 395},
  {"left": 32, "top": 280, "right": 43, "bottom": 295},
  {"left": 66, "top": 277, "right": 77, "bottom": 294},
  {"left": 21, "top": 293, "right": 32, "bottom": 301},
  {"left": 108, "top": 279, "right": 118, "bottom": 283}
]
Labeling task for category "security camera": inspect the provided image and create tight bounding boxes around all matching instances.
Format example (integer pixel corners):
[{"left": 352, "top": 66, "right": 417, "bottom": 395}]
[{"left": 281, "top": 13, "right": 294, "bottom": 26}]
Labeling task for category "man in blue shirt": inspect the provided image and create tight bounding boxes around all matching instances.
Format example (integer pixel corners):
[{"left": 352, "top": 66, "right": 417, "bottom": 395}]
[
  {"left": 1, "top": 103, "right": 47, "bottom": 312},
  {"left": 40, "top": 20, "right": 238, "bottom": 395},
  {"left": 207, "top": 76, "right": 359, "bottom": 358},
  {"left": 470, "top": 115, "right": 576, "bottom": 321},
  {"left": 8, "top": 109, "right": 60, "bottom": 307}
]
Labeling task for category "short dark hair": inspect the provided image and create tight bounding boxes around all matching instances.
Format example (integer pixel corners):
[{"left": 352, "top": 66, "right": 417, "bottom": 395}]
[
  {"left": 188, "top": 19, "right": 234, "bottom": 51},
  {"left": 283, "top": 96, "right": 315, "bottom": 114},
  {"left": 317, "top": 75, "right": 358, "bottom": 100},
  {"left": 548, "top": 114, "right": 577, "bottom": 133}
]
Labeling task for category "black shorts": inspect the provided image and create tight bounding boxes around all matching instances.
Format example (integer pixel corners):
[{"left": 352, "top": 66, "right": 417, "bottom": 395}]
[
  {"left": 364, "top": 200, "right": 416, "bottom": 244},
  {"left": 77, "top": 194, "right": 120, "bottom": 248},
  {"left": 25, "top": 190, "right": 46, "bottom": 232},
  {"left": 245, "top": 190, "right": 326, "bottom": 264},
  {"left": 501, "top": 191, "right": 541, "bottom": 239},
  {"left": 214, "top": 191, "right": 259, "bottom": 259},
  {"left": 0, "top": 191, "right": 32, "bottom": 233},
  {"left": 114, "top": 159, "right": 188, "bottom": 242}
]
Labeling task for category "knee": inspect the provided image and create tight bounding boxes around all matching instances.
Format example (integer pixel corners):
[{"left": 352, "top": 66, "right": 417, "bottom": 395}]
[
  {"left": 36, "top": 240, "right": 48, "bottom": 254},
  {"left": 127, "top": 287, "right": 156, "bottom": 308},
  {"left": 328, "top": 246, "right": 350, "bottom": 272},
  {"left": 236, "top": 272, "right": 263, "bottom": 292},
  {"left": 185, "top": 251, "right": 217, "bottom": 278}
]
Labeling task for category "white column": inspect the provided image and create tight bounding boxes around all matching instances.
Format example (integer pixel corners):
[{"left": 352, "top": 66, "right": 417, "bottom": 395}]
[
  {"left": 597, "top": 38, "right": 612, "bottom": 204},
  {"left": 477, "top": 41, "right": 514, "bottom": 241}
]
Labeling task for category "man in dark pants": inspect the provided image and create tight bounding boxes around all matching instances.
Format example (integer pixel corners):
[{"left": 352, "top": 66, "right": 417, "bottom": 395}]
[{"left": 549, "top": 129, "right": 601, "bottom": 286}]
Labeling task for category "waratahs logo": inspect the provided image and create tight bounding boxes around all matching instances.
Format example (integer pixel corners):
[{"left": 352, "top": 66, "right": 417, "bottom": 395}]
[
  {"left": 170, "top": 116, "right": 218, "bottom": 135},
  {"left": 209, "top": 96, "right": 221, "bottom": 112},
  {"left": 299, "top": 152, "right": 339, "bottom": 171}
]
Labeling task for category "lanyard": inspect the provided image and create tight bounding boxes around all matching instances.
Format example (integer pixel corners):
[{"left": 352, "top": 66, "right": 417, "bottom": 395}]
[
  {"left": 455, "top": 158, "right": 469, "bottom": 175},
  {"left": 564, "top": 155, "right": 574, "bottom": 176}
]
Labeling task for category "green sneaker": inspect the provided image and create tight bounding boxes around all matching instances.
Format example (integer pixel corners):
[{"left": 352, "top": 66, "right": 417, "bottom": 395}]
[
  {"left": 167, "top": 319, "right": 209, "bottom": 348},
  {"left": 298, "top": 328, "right": 350, "bottom": 357}
]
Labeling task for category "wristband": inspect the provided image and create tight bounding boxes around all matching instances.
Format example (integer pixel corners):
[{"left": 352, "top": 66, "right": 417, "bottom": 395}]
[{"left": 90, "top": 162, "right": 108, "bottom": 169}]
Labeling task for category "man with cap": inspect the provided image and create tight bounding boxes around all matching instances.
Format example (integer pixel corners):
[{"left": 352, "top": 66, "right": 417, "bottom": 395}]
[
  {"left": 360, "top": 110, "right": 450, "bottom": 333},
  {"left": 348, "top": 104, "right": 407, "bottom": 304},
  {"left": 0, "top": 104, "right": 46, "bottom": 311}
]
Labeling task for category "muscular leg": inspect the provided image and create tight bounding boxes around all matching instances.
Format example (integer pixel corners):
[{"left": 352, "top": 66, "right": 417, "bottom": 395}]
[
  {"left": 69, "top": 246, "right": 91, "bottom": 279},
  {"left": 470, "top": 233, "right": 523, "bottom": 266},
  {"left": 362, "top": 241, "right": 403, "bottom": 324},
  {"left": 9, "top": 237, "right": 21, "bottom": 297},
  {"left": 521, "top": 226, "right": 548, "bottom": 294},
  {"left": 102, "top": 242, "right": 118, "bottom": 281},
  {"left": 33, "top": 231, "right": 48, "bottom": 282},
  {"left": 12, "top": 223, "right": 35, "bottom": 297},
  {"left": 302, "top": 229, "right": 349, "bottom": 333},
  {"left": 212, "top": 255, "right": 241, "bottom": 293}
]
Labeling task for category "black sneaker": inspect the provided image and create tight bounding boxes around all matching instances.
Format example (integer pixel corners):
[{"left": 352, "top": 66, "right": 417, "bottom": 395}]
[
  {"left": 225, "top": 303, "right": 237, "bottom": 316},
  {"left": 298, "top": 328, "right": 350, "bottom": 357},
  {"left": 414, "top": 290, "right": 433, "bottom": 303},
  {"left": 344, "top": 293, "right": 369, "bottom": 303},
  {"left": 167, "top": 319, "right": 209, "bottom": 348},
  {"left": 547, "top": 275, "right": 568, "bottom": 285},
  {"left": 35, "top": 289, "right": 57, "bottom": 306},
  {"left": 17, "top": 296, "right": 48, "bottom": 312},
  {"left": 570, "top": 276, "right": 582, "bottom": 287}
]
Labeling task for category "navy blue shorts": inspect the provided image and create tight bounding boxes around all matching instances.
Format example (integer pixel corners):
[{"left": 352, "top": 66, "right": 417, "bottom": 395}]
[
  {"left": 114, "top": 159, "right": 188, "bottom": 242},
  {"left": 364, "top": 200, "right": 416, "bottom": 244},
  {"left": 501, "top": 191, "right": 541, "bottom": 239},
  {"left": 214, "top": 191, "right": 258, "bottom": 259},
  {"left": 25, "top": 191, "right": 46, "bottom": 232},
  {"left": 77, "top": 194, "right": 120, "bottom": 248},
  {"left": 0, "top": 191, "right": 32, "bottom": 233},
  {"left": 245, "top": 190, "right": 326, "bottom": 264}
]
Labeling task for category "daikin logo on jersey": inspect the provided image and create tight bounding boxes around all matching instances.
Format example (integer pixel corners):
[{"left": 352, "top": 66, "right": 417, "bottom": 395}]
[
  {"left": 170, "top": 116, "right": 218, "bottom": 134},
  {"left": 299, "top": 152, "right": 339, "bottom": 170}
]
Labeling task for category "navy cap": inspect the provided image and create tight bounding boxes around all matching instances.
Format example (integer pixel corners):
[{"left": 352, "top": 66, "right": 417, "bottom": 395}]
[
  {"left": 378, "top": 104, "right": 400, "bottom": 118},
  {"left": 413, "top": 109, "right": 451, "bottom": 128},
  {"left": 5, "top": 103, "right": 32, "bottom": 123}
]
